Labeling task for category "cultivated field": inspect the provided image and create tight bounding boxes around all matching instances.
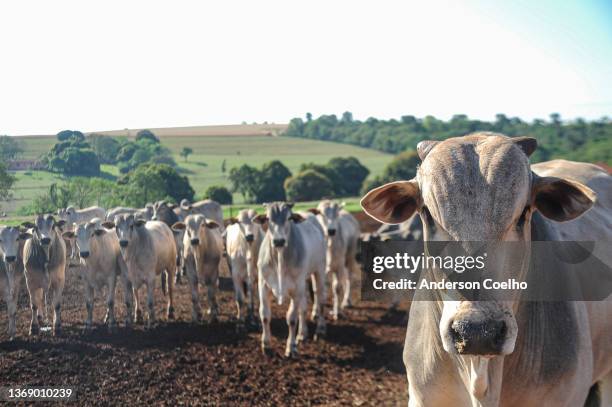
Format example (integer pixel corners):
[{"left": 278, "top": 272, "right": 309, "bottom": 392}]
[{"left": 4, "top": 130, "right": 391, "bottom": 217}]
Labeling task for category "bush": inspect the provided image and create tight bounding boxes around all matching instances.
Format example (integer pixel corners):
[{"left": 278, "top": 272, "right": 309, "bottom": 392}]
[
  {"left": 135, "top": 129, "right": 160, "bottom": 144},
  {"left": 120, "top": 163, "right": 194, "bottom": 207},
  {"left": 360, "top": 150, "right": 419, "bottom": 195},
  {"left": 88, "top": 134, "right": 121, "bottom": 164},
  {"left": 285, "top": 170, "right": 334, "bottom": 202},
  {"left": 56, "top": 130, "right": 85, "bottom": 142},
  {"left": 204, "top": 186, "right": 233, "bottom": 204}
]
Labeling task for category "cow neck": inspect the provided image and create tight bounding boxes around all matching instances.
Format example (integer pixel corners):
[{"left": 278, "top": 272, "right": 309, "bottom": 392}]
[{"left": 125, "top": 226, "right": 151, "bottom": 263}]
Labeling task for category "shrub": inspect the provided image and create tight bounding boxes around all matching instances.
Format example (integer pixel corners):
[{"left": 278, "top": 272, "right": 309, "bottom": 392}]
[
  {"left": 285, "top": 170, "right": 334, "bottom": 202},
  {"left": 204, "top": 186, "right": 233, "bottom": 204}
]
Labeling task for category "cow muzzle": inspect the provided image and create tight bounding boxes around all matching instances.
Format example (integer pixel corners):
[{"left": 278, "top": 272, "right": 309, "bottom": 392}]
[
  {"left": 119, "top": 240, "right": 129, "bottom": 248},
  {"left": 4, "top": 255, "right": 16, "bottom": 263},
  {"left": 41, "top": 237, "right": 51, "bottom": 245},
  {"left": 245, "top": 234, "right": 254, "bottom": 243},
  {"left": 273, "top": 238, "right": 286, "bottom": 248},
  {"left": 450, "top": 319, "right": 508, "bottom": 355},
  {"left": 327, "top": 228, "right": 336, "bottom": 236},
  {"left": 80, "top": 251, "right": 90, "bottom": 259},
  {"left": 190, "top": 238, "right": 200, "bottom": 246}
]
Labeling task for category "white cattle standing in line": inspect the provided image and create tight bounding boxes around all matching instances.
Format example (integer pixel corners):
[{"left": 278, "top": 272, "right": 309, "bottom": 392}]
[
  {"left": 175, "top": 199, "right": 224, "bottom": 232},
  {"left": 62, "top": 219, "right": 131, "bottom": 331},
  {"left": 255, "top": 202, "right": 327, "bottom": 357},
  {"left": 0, "top": 226, "right": 30, "bottom": 339},
  {"left": 103, "top": 215, "right": 176, "bottom": 328},
  {"left": 226, "top": 209, "right": 264, "bottom": 328},
  {"left": 172, "top": 214, "right": 224, "bottom": 322},
  {"left": 309, "top": 200, "right": 360, "bottom": 320},
  {"left": 21, "top": 215, "right": 67, "bottom": 336},
  {"left": 106, "top": 204, "right": 154, "bottom": 222}
]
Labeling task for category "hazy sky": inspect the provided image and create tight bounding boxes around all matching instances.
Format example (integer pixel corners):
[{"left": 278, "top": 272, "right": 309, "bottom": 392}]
[{"left": 1, "top": 0, "right": 611, "bottom": 135}]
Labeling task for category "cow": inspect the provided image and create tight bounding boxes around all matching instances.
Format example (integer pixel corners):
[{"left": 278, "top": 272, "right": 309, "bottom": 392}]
[
  {"left": 62, "top": 219, "right": 131, "bottom": 331},
  {"left": 58, "top": 206, "right": 106, "bottom": 227},
  {"left": 106, "top": 204, "right": 154, "bottom": 222},
  {"left": 255, "top": 202, "right": 327, "bottom": 357},
  {"left": 308, "top": 201, "right": 360, "bottom": 320},
  {"left": 172, "top": 214, "right": 223, "bottom": 323},
  {"left": 152, "top": 201, "right": 185, "bottom": 284},
  {"left": 21, "top": 215, "right": 67, "bottom": 336},
  {"left": 176, "top": 199, "right": 224, "bottom": 231},
  {"left": 102, "top": 215, "right": 176, "bottom": 328},
  {"left": 226, "top": 209, "right": 264, "bottom": 328},
  {"left": 360, "top": 132, "right": 612, "bottom": 407},
  {"left": 0, "top": 226, "right": 30, "bottom": 339}
]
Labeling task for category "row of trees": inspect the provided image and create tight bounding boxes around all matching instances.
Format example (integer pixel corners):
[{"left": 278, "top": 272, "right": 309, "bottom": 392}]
[{"left": 285, "top": 113, "right": 612, "bottom": 164}]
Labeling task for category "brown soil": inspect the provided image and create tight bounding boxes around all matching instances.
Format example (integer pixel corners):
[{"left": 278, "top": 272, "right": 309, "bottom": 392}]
[{"left": 0, "top": 240, "right": 407, "bottom": 406}]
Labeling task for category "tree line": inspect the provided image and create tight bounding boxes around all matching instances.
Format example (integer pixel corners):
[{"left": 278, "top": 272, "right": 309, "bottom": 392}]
[{"left": 285, "top": 112, "right": 612, "bottom": 165}]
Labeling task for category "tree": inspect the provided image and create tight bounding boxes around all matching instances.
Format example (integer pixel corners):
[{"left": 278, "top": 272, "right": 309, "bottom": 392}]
[
  {"left": 327, "top": 156, "right": 369, "bottom": 196},
  {"left": 56, "top": 130, "right": 85, "bottom": 142},
  {"left": 0, "top": 136, "right": 24, "bottom": 161},
  {"left": 228, "top": 164, "right": 260, "bottom": 203},
  {"left": 180, "top": 147, "right": 194, "bottom": 162},
  {"left": 120, "top": 163, "right": 194, "bottom": 206},
  {"left": 67, "top": 178, "right": 95, "bottom": 209},
  {"left": 221, "top": 159, "right": 227, "bottom": 174},
  {"left": 204, "top": 185, "right": 233, "bottom": 204},
  {"left": 285, "top": 170, "right": 334, "bottom": 202},
  {"left": 0, "top": 162, "right": 16, "bottom": 203},
  {"left": 88, "top": 134, "right": 121, "bottom": 164},
  {"left": 361, "top": 151, "right": 420, "bottom": 194},
  {"left": 256, "top": 160, "right": 291, "bottom": 203},
  {"left": 135, "top": 129, "right": 160, "bottom": 144}
]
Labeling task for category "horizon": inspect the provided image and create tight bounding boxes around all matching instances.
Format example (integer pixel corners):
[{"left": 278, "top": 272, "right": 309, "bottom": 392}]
[{"left": 1, "top": 0, "right": 611, "bottom": 135}]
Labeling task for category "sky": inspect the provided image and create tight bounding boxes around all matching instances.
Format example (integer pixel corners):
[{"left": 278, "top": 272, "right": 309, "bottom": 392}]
[{"left": 0, "top": 0, "right": 611, "bottom": 135}]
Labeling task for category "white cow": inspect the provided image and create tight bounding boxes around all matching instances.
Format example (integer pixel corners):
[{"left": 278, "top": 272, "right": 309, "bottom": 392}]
[
  {"left": 0, "top": 226, "right": 29, "bottom": 339},
  {"left": 58, "top": 206, "right": 106, "bottom": 228},
  {"left": 63, "top": 219, "right": 131, "bottom": 331},
  {"left": 309, "top": 200, "right": 360, "bottom": 320},
  {"left": 255, "top": 202, "right": 327, "bottom": 357},
  {"left": 226, "top": 209, "right": 264, "bottom": 328}
]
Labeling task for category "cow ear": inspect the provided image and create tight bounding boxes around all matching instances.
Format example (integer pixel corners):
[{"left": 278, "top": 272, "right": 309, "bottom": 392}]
[
  {"left": 290, "top": 213, "right": 305, "bottom": 223},
  {"left": 171, "top": 222, "right": 186, "bottom": 231},
  {"left": 361, "top": 180, "right": 422, "bottom": 224},
  {"left": 307, "top": 208, "right": 320, "bottom": 215},
  {"left": 102, "top": 221, "right": 115, "bottom": 229},
  {"left": 134, "top": 219, "right": 146, "bottom": 227},
  {"left": 94, "top": 229, "right": 106, "bottom": 236},
  {"left": 252, "top": 215, "right": 268, "bottom": 224},
  {"left": 532, "top": 176, "right": 596, "bottom": 222},
  {"left": 512, "top": 137, "right": 538, "bottom": 157},
  {"left": 205, "top": 220, "right": 220, "bottom": 229},
  {"left": 228, "top": 217, "right": 239, "bottom": 224},
  {"left": 22, "top": 221, "right": 35, "bottom": 229},
  {"left": 62, "top": 231, "right": 75, "bottom": 239},
  {"left": 19, "top": 232, "right": 33, "bottom": 240}
]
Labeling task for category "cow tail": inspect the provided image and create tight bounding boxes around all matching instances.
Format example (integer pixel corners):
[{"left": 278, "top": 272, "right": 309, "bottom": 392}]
[{"left": 161, "top": 271, "right": 168, "bottom": 296}]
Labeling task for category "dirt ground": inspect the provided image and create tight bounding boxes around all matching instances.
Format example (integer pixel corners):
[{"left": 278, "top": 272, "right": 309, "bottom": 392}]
[{"left": 0, "top": 215, "right": 408, "bottom": 406}]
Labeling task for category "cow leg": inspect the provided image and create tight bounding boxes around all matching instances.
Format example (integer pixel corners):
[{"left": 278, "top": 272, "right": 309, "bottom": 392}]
[
  {"left": 50, "top": 278, "right": 64, "bottom": 336},
  {"left": 205, "top": 267, "right": 219, "bottom": 323},
  {"left": 285, "top": 296, "right": 299, "bottom": 358},
  {"left": 7, "top": 274, "right": 22, "bottom": 340},
  {"left": 342, "top": 256, "right": 356, "bottom": 308},
  {"left": 259, "top": 276, "right": 273, "bottom": 355},
  {"left": 230, "top": 260, "right": 246, "bottom": 326},
  {"left": 133, "top": 286, "right": 143, "bottom": 323},
  {"left": 122, "top": 275, "right": 134, "bottom": 327},
  {"left": 311, "top": 272, "right": 327, "bottom": 339},
  {"left": 145, "top": 280, "right": 155, "bottom": 329},
  {"left": 84, "top": 284, "right": 94, "bottom": 332},
  {"left": 331, "top": 270, "right": 341, "bottom": 321},
  {"left": 28, "top": 286, "right": 43, "bottom": 335},
  {"left": 184, "top": 258, "right": 201, "bottom": 322},
  {"left": 166, "top": 267, "right": 175, "bottom": 320},
  {"left": 297, "top": 286, "right": 309, "bottom": 343},
  {"left": 105, "top": 275, "right": 117, "bottom": 332}
]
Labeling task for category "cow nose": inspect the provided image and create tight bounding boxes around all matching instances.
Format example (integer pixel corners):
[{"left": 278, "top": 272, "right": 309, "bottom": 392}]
[
  {"left": 245, "top": 234, "right": 254, "bottom": 243},
  {"left": 191, "top": 238, "right": 200, "bottom": 246},
  {"left": 327, "top": 228, "right": 336, "bottom": 236},
  {"left": 119, "top": 240, "right": 129, "bottom": 248},
  {"left": 273, "top": 238, "right": 286, "bottom": 247},
  {"left": 450, "top": 319, "right": 507, "bottom": 355},
  {"left": 41, "top": 237, "right": 51, "bottom": 245},
  {"left": 5, "top": 255, "right": 16, "bottom": 263},
  {"left": 80, "top": 251, "right": 90, "bottom": 258}
]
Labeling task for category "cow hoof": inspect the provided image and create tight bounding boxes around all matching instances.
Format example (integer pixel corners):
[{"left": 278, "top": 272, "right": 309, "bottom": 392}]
[
  {"left": 262, "top": 345, "right": 274, "bottom": 357},
  {"left": 314, "top": 329, "right": 326, "bottom": 342},
  {"left": 53, "top": 327, "right": 62, "bottom": 337},
  {"left": 167, "top": 309, "right": 175, "bottom": 320},
  {"left": 284, "top": 347, "right": 298, "bottom": 358},
  {"left": 30, "top": 325, "right": 39, "bottom": 336},
  {"left": 341, "top": 302, "right": 353, "bottom": 309}
]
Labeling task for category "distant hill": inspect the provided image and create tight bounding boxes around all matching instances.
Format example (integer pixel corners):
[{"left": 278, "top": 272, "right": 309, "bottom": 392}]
[{"left": 91, "top": 123, "right": 288, "bottom": 138}]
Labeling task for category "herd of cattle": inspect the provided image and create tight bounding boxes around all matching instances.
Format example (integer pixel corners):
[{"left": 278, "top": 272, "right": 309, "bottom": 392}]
[
  {"left": 0, "top": 197, "right": 362, "bottom": 358},
  {"left": 1, "top": 132, "right": 612, "bottom": 406}
]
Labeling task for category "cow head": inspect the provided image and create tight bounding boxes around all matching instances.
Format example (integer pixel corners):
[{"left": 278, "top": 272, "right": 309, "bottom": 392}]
[
  {"left": 254, "top": 202, "right": 305, "bottom": 248},
  {"left": 0, "top": 226, "right": 31, "bottom": 270},
  {"left": 361, "top": 133, "right": 595, "bottom": 358},
  {"left": 23, "top": 214, "right": 64, "bottom": 247},
  {"left": 228, "top": 209, "right": 260, "bottom": 243},
  {"left": 309, "top": 200, "right": 344, "bottom": 238},
  {"left": 103, "top": 214, "right": 145, "bottom": 249},
  {"left": 171, "top": 214, "right": 219, "bottom": 247},
  {"left": 62, "top": 221, "right": 106, "bottom": 259}
]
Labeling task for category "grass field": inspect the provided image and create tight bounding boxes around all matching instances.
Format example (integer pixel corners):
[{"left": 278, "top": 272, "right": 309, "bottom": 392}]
[{"left": 4, "top": 127, "right": 392, "bottom": 218}]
